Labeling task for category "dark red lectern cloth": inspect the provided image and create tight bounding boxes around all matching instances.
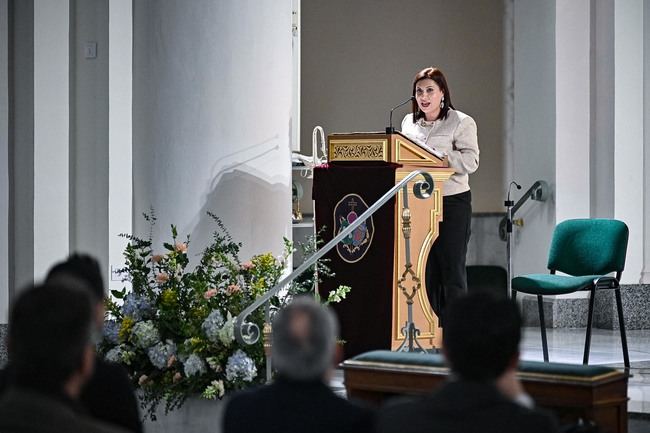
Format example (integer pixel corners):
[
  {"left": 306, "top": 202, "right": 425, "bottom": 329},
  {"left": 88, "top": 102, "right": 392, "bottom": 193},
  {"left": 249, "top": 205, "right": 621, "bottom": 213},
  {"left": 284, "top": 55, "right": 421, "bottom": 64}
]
[{"left": 313, "top": 163, "right": 399, "bottom": 358}]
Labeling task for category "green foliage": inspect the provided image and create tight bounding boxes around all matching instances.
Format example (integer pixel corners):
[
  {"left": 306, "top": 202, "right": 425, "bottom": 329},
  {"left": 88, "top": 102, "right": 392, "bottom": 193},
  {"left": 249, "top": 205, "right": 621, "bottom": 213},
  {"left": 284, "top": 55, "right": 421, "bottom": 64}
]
[{"left": 285, "top": 227, "right": 350, "bottom": 304}]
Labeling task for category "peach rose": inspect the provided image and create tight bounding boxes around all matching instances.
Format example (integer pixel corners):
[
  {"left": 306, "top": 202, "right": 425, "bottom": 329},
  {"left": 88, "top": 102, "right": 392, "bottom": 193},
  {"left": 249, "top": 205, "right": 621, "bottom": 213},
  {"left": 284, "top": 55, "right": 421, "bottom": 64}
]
[
  {"left": 156, "top": 272, "right": 170, "bottom": 283},
  {"left": 175, "top": 242, "right": 188, "bottom": 254},
  {"left": 152, "top": 254, "right": 164, "bottom": 263},
  {"left": 167, "top": 355, "right": 176, "bottom": 368},
  {"left": 138, "top": 375, "right": 149, "bottom": 386},
  {"left": 226, "top": 284, "right": 241, "bottom": 295},
  {"left": 173, "top": 372, "right": 182, "bottom": 383},
  {"left": 240, "top": 261, "right": 253, "bottom": 270},
  {"left": 203, "top": 288, "right": 218, "bottom": 300}
]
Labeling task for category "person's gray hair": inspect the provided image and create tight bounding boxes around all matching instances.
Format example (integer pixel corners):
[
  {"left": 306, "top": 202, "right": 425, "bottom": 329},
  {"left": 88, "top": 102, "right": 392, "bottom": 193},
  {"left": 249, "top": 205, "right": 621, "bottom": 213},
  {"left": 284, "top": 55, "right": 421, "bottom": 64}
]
[{"left": 271, "top": 296, "right": 339, "bottom": 381}]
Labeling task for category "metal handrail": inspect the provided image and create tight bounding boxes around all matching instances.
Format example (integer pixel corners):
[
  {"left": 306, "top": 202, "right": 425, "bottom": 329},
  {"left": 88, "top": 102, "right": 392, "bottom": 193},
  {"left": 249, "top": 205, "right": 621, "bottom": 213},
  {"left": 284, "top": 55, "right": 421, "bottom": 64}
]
[
  {"left": 498, "top": 180, "right": 549, "bottom": 241},
  {"left": 234, "top": 169, "right": 435, "bottom": 348}
]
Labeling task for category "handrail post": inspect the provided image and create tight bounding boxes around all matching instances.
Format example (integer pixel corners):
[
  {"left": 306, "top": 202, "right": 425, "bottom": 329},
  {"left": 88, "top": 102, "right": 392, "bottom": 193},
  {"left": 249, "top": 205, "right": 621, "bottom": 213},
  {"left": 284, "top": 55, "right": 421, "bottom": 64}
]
[{"left": 395, "top": 183, "right": 426, "bottom": 353}]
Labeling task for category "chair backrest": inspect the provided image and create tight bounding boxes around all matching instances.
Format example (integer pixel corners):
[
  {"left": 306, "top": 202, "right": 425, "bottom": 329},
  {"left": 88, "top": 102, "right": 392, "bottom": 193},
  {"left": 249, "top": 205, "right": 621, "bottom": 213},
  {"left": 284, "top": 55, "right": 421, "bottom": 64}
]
[{"left": 547, "top": 219, "right": 629, "bottom": 276}]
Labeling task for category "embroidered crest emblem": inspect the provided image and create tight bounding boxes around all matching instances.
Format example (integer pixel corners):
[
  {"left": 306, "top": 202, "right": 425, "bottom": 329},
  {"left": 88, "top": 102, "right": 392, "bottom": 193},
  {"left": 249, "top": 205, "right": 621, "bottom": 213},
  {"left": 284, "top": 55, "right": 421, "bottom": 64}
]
[{"left": 334, "top": 194, "right": 374, "bottom": 263}]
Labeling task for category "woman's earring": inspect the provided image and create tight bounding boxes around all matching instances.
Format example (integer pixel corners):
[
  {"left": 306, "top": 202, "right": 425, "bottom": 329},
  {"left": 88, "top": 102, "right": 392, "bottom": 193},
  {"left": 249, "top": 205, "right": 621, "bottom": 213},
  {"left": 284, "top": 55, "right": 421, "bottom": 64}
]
[{"left": 440, "top": 98, "right": 445, "bottom": 109}]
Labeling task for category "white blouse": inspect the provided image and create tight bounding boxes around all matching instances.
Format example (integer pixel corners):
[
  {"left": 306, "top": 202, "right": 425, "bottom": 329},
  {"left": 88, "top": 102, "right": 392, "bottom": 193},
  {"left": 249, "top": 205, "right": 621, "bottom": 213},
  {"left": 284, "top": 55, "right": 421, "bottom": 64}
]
[{"left": 401, "top": 109, "right": 479, "bottom": 196}]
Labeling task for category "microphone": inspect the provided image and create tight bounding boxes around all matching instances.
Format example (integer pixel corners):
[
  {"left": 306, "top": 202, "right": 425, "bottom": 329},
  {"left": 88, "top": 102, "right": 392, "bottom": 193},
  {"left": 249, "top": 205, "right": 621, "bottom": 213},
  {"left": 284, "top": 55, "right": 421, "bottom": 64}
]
[
  {"left": 386, "top": 96, "right": 416, "bottom": 134},
  {"left": 506, "top": 181, "right": 522, "bottom": 207},
  {"left": 505, "top": 180, "right": 522, "bottom": 235}
]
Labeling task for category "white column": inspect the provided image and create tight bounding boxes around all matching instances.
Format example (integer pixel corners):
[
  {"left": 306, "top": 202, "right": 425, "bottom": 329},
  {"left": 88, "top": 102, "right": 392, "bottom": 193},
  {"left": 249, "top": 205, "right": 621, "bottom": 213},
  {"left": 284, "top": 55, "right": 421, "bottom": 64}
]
[
  {"left": 291, "top": 0, "right": 300, "bottom": 152},
  {"left": 33, "top": 0, "right": 69, "bottom": 279},
  {"left": 555, "top": 0, "right": 591, "bottom": 222},
  {"left": 0, "top": 0, "right": 8, "bottom": 322},
  {"left": 614, "top": 0, "right": 644, "bottom": 284},
  {"left": 108, "top": 0, "right": 133, "bottom": 291},
  {"left": 132, "top": 0, "right": 293, "bottom": 261}
]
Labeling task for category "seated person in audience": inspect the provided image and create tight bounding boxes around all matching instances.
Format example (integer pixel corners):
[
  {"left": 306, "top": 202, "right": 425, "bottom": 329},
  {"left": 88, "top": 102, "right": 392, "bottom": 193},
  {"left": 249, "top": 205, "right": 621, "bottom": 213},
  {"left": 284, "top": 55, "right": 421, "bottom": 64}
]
[
  {"left": 223, "top": 296, "right": 375, "bottom": 433},
  {"left": 0, "top": 254, "right": 142, "bottom": 433},
  {"left": 378, "top": 292, "right": 558, "bottom": 433},
  {"left": 0, "top": 283, "right": 129, "bottom": 433}
]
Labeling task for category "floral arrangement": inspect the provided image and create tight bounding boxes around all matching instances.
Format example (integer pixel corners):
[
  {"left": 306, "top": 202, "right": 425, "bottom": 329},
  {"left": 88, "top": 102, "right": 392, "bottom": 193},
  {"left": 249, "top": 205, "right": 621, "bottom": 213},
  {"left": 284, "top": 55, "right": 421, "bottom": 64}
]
[{"left": 99, "top": 212, "right": 350, "bottom": 420}]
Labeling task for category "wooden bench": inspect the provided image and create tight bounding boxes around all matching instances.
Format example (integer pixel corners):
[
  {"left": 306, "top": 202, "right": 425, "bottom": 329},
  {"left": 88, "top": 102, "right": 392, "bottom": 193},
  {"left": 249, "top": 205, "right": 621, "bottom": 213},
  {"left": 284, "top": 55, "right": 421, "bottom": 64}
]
[{"left": 342, "top": 350, "right": 629, "bottom": 433}]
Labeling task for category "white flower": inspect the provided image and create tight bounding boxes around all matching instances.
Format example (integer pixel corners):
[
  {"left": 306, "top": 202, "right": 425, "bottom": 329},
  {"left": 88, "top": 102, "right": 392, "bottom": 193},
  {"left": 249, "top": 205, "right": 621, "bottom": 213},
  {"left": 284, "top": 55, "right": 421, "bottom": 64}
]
[
  {"left": 202, "top": 380, "right": 225, "bottom": 400},
  {"left": 217, "top": 312, "right": 235, "bottom": 346},
  {"left": 205, "top": 357, "right": 222, "bottom": 372}
]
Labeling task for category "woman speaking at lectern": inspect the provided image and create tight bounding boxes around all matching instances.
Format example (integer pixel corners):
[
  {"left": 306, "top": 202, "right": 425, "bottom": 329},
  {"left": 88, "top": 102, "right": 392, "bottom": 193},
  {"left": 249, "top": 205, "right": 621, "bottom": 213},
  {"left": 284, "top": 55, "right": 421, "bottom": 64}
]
[{"left": 400, "top": 66, "right": 479, "bottom": 327}]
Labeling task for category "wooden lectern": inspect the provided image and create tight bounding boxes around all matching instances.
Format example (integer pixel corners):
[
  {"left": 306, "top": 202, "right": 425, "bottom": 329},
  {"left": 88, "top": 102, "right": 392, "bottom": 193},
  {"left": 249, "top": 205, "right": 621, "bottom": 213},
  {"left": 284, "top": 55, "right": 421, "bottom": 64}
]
[{"left": 327, "top": 132, "right": 453, "bottom": 350}]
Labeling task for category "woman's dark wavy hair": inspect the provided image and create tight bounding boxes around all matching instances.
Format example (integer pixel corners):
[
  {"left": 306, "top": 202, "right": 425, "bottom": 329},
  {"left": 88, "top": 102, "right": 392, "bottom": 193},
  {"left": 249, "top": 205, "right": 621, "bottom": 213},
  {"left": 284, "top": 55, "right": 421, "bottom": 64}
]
[{"left": 411, "top": 66, "right": 454, "bottom": 122}]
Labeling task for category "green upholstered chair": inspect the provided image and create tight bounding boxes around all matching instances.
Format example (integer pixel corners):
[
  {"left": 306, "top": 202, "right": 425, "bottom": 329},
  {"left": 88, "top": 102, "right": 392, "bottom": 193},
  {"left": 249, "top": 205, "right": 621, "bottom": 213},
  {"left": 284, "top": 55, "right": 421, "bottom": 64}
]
[{"left": 512, "top": 219, "right": 629, "bottom": 368}]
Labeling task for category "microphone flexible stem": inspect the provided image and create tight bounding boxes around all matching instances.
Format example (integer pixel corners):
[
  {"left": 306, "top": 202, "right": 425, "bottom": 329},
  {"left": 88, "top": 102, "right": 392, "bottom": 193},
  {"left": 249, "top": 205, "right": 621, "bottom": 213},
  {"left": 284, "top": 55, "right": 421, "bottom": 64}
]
[{"left": 387, "top": 96, "right": 415, "bottom": 133}]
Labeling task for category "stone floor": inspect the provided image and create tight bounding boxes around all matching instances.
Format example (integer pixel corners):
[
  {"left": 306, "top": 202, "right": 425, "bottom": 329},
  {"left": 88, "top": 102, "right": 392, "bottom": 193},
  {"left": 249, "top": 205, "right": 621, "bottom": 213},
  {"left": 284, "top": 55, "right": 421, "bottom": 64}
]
[{"left": 520, "top": 327, "right": 650, "bottom": 415}]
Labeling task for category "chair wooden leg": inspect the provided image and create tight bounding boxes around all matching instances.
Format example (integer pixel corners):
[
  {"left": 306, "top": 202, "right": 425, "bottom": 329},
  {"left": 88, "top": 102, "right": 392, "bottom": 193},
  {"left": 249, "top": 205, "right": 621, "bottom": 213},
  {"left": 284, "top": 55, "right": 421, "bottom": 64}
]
[
  {"left": 614, "top": 288, "right": 630, "bottom": 369},
  {"left": 583, "top": 287, "right": 596, "bottom": 365},
  {"left": 537, "top": 295, "right": 549, "bottom": 362}
]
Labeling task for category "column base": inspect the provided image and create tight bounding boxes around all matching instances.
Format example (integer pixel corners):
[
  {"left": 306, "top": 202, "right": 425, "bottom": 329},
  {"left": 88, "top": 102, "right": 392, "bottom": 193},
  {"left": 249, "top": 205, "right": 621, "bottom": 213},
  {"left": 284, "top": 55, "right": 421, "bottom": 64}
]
[{"left": 521, "top": 285, "right": 650, "bottom": 329}]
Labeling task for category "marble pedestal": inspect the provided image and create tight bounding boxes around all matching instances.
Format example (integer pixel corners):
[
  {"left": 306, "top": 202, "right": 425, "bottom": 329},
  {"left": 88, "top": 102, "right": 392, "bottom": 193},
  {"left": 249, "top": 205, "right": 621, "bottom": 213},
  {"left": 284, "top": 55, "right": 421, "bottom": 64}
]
[
  {"left": 522, "top": 285, "right": 650, "bottom": 329},
  {"left": 142, "top": 396, "right": 225, "bottom": 433}
]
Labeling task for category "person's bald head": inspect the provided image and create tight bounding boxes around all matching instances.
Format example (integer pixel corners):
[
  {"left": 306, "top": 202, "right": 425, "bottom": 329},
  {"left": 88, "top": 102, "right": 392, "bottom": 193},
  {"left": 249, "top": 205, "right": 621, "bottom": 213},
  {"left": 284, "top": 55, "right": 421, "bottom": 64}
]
[{"left": 271, "top": 297, "right": 339, "bottom": 381}]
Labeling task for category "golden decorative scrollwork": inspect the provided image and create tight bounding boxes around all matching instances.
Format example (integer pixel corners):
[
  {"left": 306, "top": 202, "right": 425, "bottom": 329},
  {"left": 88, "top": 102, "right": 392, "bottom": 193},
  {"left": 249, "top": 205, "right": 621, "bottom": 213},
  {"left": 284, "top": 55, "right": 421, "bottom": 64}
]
[
  {"left": 329, "top": 139, "right": 388, "bottom": 161},
  {"left": 263, "top": 322, "right": 272, "bottom": 357},
  {"left": 398, "top": 263, "right": 420, "bottom": 305}
]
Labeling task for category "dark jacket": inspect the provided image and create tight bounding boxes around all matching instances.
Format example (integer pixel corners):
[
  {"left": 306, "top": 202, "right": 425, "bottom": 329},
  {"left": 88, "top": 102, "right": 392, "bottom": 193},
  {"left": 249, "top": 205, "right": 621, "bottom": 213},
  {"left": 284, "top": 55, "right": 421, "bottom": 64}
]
[
  {"left": 0, "top": 388, "right": 130, "bottom": 433},
  {"left": 223, "top": 376, "right": 376, "bottom": 433},
  {"left": 0, "top": 359, "right": 142, "bottom": 433},
  {"left": 378, "top": 379, "right": 558, "bottom": 433}
]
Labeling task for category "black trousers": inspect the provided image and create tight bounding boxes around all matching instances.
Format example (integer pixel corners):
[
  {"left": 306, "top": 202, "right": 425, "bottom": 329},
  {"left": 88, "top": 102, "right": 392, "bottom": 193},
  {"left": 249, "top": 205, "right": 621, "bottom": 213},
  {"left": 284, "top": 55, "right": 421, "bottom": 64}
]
[{"left": 425, "top": 190, "right": 472, "bottom": 327}]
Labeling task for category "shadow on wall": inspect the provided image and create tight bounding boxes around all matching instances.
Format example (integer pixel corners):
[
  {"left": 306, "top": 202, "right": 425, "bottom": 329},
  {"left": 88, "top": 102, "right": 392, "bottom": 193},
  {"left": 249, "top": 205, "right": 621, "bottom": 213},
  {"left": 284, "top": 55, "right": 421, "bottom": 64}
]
[{"left": 184, "top": 169, "right": 289, "bottom": 265}]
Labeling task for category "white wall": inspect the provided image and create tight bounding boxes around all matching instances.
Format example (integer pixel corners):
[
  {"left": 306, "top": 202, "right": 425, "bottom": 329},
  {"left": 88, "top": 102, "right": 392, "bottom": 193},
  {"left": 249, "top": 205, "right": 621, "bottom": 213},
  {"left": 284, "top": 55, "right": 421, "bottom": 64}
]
[
  {"left": 108, "top": 0, "right": 132, "bottom": 291},
  {"left": 512, "top": 0, "right": 556, "bottom": 276},
  {"left": 301, "top": 0, "right": 505, "bottom": 213},
  {"left": 614, "top": 0, "right": 644, "bottom": 284},
  {"left": 33, "top": 0, "right": 69, "bottom": 279},
  {"left": 70, "top": 0, "right": 109, "bottom": 275},
  {"left": 132, "top": 0, "right": 293, "bottom": 261},
  {"left": 590, "top": 0, "right": 615, "bottom": 218},
  {"left": 555, "top": 0, "right": 590, "bottom": 222}
]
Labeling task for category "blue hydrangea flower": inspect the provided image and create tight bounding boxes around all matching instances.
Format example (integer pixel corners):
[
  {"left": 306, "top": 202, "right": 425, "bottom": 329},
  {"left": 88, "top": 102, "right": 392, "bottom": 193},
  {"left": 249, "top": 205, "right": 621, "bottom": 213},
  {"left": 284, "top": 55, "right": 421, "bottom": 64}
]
[
  {"left": 122, "top": 292, "right": 154, "bottom": 320},
  {"left": 183, "top": 353, "right": 207, "bottom": 377},
  {"left": 103, "top": 320, "right": 120, "bottom": 344},
  {"left": 131, "top": 320, "right": 160, "bottom": 349},
  {"left": 105, "top": 345, "right": 125, "bottom": 363},
  {"left": 201, "top": 310, "right": 225, "bottom": 343},
  {"left": 225, "top": 349, "right": 257, "bottom": 382},
  {"left": 147, "top": 340, "right": 177, "bottom": 369}
]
